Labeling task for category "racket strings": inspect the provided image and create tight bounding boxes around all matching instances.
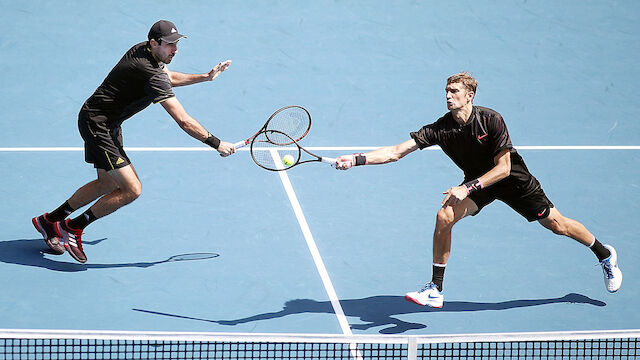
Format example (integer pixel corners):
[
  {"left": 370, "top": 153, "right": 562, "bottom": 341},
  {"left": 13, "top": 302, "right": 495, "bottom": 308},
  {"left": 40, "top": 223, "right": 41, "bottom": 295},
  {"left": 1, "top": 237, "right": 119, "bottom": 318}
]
[
  {"left": 266, "top": 107, "right": 310, "bottom": 142},
  {"left": 251, "top": 131, "right": 300, "bottom": 170}
]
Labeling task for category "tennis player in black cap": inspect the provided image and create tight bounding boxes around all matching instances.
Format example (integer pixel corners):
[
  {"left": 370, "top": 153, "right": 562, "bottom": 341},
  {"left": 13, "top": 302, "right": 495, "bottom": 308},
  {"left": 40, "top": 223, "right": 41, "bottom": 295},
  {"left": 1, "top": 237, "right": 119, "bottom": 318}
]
[{"left": 32, "top": 20, "right": 234, "bottom": 263}]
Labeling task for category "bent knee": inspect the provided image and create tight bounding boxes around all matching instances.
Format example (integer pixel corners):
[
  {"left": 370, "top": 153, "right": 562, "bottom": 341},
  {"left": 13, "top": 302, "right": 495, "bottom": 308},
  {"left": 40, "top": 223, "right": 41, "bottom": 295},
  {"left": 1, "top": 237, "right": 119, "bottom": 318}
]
[
  {"left": 543, "top": 217, "right": 570, "bottom": 236},
  {"left": 436, "top": 207, "right": 456, "bottom": 228},
  {"left": 123, "top": 182, "right": 142, "bottom": 201},
  {"left": 130, "top": 183, "right": 142, "bottom": 199}
]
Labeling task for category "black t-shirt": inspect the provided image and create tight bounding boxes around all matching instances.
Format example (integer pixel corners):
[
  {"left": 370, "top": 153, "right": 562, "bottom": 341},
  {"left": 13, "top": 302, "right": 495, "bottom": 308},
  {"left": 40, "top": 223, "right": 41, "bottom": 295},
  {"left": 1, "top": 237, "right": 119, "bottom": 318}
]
[
  {"left": 410, "top": 106, "right": 533, "bottom": 183},
  {"left": 81, "top": 42, "right": 175, "bottom": 127}
]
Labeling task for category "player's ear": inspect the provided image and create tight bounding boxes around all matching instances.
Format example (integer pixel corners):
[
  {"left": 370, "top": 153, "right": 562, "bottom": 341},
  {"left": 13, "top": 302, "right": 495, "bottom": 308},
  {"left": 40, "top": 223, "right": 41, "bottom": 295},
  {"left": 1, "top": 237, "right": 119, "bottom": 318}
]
[{"left": 467, "top": 91, "right": 475, "bottom": 102}]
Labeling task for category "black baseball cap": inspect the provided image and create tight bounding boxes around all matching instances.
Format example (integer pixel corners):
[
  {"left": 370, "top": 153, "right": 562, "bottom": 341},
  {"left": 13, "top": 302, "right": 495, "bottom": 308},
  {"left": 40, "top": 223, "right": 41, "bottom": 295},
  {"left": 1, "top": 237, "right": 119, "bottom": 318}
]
[{"left": 148, "top": 20, "right": 187, "bottom": 43}]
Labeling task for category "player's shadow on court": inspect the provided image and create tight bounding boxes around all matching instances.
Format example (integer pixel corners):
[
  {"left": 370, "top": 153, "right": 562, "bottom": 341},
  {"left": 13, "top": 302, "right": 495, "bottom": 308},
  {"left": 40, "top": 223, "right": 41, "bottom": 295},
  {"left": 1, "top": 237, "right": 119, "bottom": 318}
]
[
  {"left": 133, "top": 294, "right": 606, "bottom": 334},
  {"left": 0, "top": 238, "right": 217, "bottom": 272}
]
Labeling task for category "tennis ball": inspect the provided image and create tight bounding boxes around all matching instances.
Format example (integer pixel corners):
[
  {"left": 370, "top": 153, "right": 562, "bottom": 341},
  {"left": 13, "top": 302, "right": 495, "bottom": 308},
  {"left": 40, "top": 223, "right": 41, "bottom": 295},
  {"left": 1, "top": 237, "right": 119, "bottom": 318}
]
[{"left": 282, "top": 154, "right": 294, "bottom": 166}]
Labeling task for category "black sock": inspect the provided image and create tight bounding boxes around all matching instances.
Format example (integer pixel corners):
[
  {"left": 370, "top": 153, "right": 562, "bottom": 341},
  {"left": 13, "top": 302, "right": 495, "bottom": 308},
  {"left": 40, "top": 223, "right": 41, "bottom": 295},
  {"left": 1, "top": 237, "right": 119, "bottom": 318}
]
[
  {"left": 67, "top": 209, "right": 98, "bottom": 231},
  {"left": 431, "top": 264, "right": 446, "bottom": 292},
  {"left": 589, "top": 238, "right": 610, "bottom": 262},
  {"left": 46, "top": 201, "right": 74, "bottom": 222}
]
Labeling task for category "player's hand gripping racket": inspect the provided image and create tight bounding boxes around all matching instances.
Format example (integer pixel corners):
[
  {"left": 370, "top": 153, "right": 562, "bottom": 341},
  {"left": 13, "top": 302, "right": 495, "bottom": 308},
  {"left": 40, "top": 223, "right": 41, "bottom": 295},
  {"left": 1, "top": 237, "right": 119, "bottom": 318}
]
[
  {"left": 250, "top": 130, "right": 336, "bottom": 171},
  {"left": 233, "top": 105, "right": 311, "bottom": 149}
]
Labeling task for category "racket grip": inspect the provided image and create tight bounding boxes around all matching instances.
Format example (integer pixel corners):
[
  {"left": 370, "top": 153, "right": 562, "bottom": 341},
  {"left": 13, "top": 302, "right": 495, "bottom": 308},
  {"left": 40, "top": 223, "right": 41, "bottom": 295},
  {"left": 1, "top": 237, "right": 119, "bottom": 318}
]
[
  {"left": 321, "top": 157, "right": 337, "bottom": 167},
  {"left": 233, "top": 140, "right": 249, "bottom": 149}
]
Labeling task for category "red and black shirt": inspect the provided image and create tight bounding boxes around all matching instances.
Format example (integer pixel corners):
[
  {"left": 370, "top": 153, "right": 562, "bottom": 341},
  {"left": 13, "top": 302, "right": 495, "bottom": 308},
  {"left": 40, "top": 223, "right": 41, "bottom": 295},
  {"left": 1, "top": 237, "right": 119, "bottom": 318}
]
[{"left": 410, "top": 106, "right": 533, "bottom": 183}]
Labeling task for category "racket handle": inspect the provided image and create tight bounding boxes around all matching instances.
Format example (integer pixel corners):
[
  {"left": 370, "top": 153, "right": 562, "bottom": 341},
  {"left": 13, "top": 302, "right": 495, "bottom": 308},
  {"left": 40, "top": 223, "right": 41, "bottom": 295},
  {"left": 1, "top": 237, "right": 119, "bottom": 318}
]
[
  {"left": 234, "top": 140, "right": 249, "bottom": 149},
  {"left": 321, "top": 157, "right": 337, "bottom": 167}
]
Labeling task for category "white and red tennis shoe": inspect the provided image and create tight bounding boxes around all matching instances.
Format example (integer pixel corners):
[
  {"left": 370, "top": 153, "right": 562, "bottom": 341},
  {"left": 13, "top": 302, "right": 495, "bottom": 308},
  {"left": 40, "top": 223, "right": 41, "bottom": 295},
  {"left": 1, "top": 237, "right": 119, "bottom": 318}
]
[
  {"left": 404, "top": 282, "right": 444, "bottom": 308},
  {"left": 55, "top": 220, "right": 87, "bottom": 264}
]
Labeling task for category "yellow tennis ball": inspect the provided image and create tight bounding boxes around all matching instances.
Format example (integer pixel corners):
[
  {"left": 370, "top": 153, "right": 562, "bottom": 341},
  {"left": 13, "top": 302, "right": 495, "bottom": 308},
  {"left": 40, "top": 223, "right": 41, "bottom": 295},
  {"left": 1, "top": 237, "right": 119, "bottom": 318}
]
[{"left": 282, "top": 154, "right": 294, "bottom": 166}]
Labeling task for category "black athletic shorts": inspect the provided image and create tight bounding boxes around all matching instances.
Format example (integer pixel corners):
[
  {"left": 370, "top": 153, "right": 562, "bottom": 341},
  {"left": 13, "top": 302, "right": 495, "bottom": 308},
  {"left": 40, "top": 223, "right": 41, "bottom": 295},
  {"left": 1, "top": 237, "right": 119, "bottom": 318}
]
[
  {"left": 77, "top": 110, "right": 131, "bottom": 171},
  {"left": 467, "top": 175, "right": 554, "bottom": 222}
]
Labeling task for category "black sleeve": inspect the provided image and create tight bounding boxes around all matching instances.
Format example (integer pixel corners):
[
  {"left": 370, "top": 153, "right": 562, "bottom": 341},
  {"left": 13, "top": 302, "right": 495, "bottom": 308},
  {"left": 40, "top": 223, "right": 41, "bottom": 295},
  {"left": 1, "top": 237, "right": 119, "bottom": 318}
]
[
  {"left": 148, "top": 71, "right": 175, "bottom": 104},
  {"left": 487, "top": 112, "right": 513, "bottom": 156},
  {"left": 409, "top": 120, "right": 441, "bottom": 149}
]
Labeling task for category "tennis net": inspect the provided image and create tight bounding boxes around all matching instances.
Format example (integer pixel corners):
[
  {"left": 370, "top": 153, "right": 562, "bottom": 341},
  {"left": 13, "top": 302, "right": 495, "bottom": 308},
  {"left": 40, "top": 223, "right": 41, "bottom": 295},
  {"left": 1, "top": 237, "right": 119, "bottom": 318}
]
[{"left": 1, "top": 329, "right": 638, "bottom": 359}]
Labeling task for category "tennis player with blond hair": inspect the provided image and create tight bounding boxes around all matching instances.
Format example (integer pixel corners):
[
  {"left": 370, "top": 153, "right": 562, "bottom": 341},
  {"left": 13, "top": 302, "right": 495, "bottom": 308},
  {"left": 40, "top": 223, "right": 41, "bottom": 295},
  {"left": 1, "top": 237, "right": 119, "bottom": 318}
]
[{"left": 336, "top": 72, "right": 622, "bottom": 308}]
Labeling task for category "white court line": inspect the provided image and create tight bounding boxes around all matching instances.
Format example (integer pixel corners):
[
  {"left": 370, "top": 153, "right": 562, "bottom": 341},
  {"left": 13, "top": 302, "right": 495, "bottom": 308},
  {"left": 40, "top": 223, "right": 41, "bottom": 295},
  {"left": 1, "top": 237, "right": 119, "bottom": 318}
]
[
  {"left": 1, "top": 145, "right": 639, "bottom": 152},
  {"left": 268, "top": 149, "right": 354, "bottom": 336}
]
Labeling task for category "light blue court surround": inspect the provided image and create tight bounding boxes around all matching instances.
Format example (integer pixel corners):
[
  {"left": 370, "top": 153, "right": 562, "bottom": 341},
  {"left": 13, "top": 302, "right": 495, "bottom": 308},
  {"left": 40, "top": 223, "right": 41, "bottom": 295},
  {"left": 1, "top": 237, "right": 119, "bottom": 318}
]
[{"left": 0, "top": 0, "right": 638, "bottom": 335}]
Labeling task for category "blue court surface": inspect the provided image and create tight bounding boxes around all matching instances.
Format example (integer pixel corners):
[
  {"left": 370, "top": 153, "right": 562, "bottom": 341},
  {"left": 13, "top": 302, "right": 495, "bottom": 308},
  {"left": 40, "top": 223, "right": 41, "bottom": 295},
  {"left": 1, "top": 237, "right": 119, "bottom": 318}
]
[{"left": 1, "top": 1, "right": 639, "bottom": 337}]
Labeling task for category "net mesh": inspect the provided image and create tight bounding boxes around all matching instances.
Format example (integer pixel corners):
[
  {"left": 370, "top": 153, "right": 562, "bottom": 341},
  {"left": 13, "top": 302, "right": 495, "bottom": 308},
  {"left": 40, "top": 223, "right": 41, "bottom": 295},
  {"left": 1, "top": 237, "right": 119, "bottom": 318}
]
[
  {"left": 0, "top": 339, "right": 404, "bottom": 359},
  {"left": 418, "top": 338, "right": 639, "bottom": 359},
  {"left": 0, "top": 330, "right": 638, "bottom": 360}
]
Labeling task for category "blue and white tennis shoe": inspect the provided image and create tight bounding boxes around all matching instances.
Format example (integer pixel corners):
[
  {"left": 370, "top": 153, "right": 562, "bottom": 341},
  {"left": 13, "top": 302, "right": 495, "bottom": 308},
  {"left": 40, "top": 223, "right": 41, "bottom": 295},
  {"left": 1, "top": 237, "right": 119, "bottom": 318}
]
[
  {"left": 405, "top": 282, "right": 444, "bottom": 308},
  {"left": 600, "top": 244, "right": 622, "bottom": 293}
]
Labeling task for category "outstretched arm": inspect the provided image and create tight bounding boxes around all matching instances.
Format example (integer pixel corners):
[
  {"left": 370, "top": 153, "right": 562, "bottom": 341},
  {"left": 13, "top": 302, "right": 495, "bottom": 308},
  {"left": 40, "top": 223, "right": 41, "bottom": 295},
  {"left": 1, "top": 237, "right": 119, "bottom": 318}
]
[
  {"left": 335, "top": 139, "right": 419, "bottom": 170},
  {"left": 165, "top": 60, "right": 232, "bottom": 87},
  {"left": 160, "top": 97, "right": 235, "bottom": 157}
]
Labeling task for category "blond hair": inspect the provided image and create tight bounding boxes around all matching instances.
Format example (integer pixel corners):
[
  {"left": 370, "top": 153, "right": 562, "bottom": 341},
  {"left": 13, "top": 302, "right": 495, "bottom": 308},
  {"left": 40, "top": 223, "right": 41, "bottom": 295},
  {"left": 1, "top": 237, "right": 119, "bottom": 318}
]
[{"left": 447, "top": 72, "right": 477, "bottom": 94}]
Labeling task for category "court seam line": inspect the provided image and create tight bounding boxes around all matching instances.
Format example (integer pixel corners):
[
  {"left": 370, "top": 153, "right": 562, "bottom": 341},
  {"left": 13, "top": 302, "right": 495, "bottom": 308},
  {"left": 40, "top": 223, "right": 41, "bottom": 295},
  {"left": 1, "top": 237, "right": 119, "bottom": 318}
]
[
  {"left": 1, "top": 145, "right": 640, "bottom": 152},
  {"left": 268, "top": 149, "right": 354, "bottom": 336}
]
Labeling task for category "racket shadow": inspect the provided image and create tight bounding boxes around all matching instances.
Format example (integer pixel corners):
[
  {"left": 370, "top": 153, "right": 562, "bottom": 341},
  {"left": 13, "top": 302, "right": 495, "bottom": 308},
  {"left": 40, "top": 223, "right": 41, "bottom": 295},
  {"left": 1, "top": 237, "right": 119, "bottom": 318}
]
[
  {"left": 133, "top": 293, "right": 605, "bottom": 334},
  {"left": 0, "top": 238, "right": 219, "bottom": 272}
]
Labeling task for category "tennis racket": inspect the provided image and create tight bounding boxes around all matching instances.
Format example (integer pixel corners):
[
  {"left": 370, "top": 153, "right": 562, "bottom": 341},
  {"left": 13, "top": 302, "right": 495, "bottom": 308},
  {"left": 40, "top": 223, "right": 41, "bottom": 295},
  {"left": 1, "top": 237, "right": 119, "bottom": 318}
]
[
  {"left": 233, "top": 105, "right": 311, "bottom": 149},
  {"left": 250, "top": 130, "right": 336, "bottom": 171}
]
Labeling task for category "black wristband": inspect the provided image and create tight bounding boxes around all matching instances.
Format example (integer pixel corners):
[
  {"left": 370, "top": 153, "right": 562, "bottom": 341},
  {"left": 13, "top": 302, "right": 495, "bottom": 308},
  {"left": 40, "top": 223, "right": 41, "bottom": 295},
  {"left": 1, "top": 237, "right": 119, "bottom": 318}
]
[
  {"left": 203, "top": 132, "right": 221, "bottom": 149},
  {"left": 463, "top": 179, "right": 483, "bottom": 195},
  {"left": 354, "top": 153, "right": 367, "bottom": 166}
]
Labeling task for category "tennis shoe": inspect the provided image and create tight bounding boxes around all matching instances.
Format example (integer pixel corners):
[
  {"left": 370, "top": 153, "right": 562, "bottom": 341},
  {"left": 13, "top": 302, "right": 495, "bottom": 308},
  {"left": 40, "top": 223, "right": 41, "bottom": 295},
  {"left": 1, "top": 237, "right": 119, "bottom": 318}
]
[
  {"left": 32, "top": 213, "right": 65, "bottom": 255},
  {"left": 600, "top": 244, "right": 622, "bottom": 293},
  {"left": 404, "top": 282, "right": 444, "bottom": 308},
  {"left": 55, "top": 220, "right": 87, "bottom": 263}
]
